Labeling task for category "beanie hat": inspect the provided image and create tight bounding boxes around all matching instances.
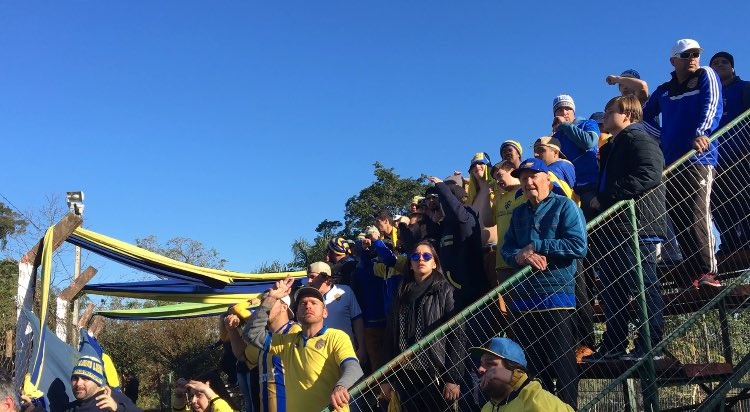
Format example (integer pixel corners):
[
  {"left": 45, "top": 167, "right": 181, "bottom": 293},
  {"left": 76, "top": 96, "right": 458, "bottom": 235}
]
[
  {"left": 500, "top": 140, "right": 523, "bottom": 157},
  {"left": 710, "top": 51, "right": 734, "bottom": 68},
  {"left": 552, "top": 94, "right": 576, "bottom": 114},
  {"left": 327, "top": 237, "right": 351, "bottom": 256},
  {"left": 72, "top": 355, "right": 105, "bottom": 387}
]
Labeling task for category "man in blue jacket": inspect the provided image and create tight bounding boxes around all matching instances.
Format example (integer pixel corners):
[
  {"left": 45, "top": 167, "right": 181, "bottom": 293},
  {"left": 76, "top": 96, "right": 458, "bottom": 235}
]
[
  {"left": 710, "top": 51, "right": 750, "bottom": 254},
  {"left": 551, "top": 94, "right": 600, "bottom": 220},
  {"left": 643, "top": 38, "right": 723, "bottom": 288},
  {"left": 501, "top": 158, "right": 587, "bottom": 409}
]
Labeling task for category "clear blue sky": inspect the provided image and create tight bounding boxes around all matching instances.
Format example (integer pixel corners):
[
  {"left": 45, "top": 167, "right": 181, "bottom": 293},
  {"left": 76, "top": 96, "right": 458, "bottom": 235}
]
[{"left": 2, "top": 1, "right": 749, "bottom": 285}]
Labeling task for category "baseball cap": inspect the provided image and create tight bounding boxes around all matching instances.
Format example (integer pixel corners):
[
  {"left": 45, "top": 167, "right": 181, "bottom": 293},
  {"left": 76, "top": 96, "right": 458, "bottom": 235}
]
[
  {"left": 294, "top": 286, "right": 326, "bottom": 308},
  {"left": 511, "top": 158, "right": 549, "bottom": 178},
  {"left": 469, "top": 337, "right": 528, "bottom": 368},
  {"left": 670, "top": 39, "right": 703, "bottom": 58},
  {"left": 469, "top": 152, "right": 492, "bottom": 169},
  {"left": 620, "top": 69, "right": 641, "bottom": 79},
  {"left": 308, "top": 261, "right": 332, "bottom": 276},
  {"left": 589, "top": 111, "right": 605, "bottom": 125},
  {"left": 534, "top": 137, "right": 567, "bottom": 159}
]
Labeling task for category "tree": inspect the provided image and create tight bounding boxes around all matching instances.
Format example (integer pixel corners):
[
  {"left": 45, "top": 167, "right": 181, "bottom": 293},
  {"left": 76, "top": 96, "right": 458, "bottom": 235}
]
[
  {"left": 135, "top": 235, "right": 227, "bottom": 269},
  {"left": 342, "top": 162, "right": 427, "bottom": 238},
  {"left": 0, "top": 202, "right": 27, "bottom": 250},
  {"left": 97, "top": 236, "right": 227, "bottom": 409}
]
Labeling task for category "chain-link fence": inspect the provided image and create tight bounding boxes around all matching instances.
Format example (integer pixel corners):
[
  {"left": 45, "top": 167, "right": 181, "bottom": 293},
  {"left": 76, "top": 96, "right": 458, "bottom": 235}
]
[{"left": 328, "top": 109, "right": 750, "bottom": 411}]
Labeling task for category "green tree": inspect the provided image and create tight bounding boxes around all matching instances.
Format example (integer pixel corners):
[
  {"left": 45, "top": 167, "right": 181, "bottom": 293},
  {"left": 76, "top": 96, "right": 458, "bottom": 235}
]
[
  {"left": 97, "top": 236, "right": 227, "bottom": 409},
  {"left": 0, "top": 202, "right": 27, "bottom": 250},
  {"left": 342, "top": 162, "right": 426, "bottom": 238}
]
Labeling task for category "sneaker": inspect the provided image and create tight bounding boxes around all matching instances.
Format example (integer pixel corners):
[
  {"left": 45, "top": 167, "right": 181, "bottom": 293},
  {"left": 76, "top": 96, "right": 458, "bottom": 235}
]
[
  {"left": 620, "top": 351, "right": 665, "bottom": 362},
  {"left": 581, "top": 350, "right": 624, "bottom": 364},
  {"left": 698, "top": 273, "right": 722, "bottom": 288},
  {"left": 575, "top": 345, "right": 595, "bottom": 363}
]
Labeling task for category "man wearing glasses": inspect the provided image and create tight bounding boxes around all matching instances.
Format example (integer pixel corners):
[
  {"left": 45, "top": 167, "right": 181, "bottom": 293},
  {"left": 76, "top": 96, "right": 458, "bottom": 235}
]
[{"left": 643, "top": 38, "right": 723, "bottom": 289}]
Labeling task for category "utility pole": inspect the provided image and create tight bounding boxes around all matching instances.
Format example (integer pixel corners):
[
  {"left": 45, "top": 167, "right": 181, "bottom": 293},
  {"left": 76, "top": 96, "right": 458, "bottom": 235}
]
[{"left": 66, "top": 191, "right": 84, "bottom": 345}]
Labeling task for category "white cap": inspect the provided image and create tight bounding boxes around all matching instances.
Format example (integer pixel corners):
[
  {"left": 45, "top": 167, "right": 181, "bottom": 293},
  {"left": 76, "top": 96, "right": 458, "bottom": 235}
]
[{"left": 670, "top": 39, "right": 703, "bottom": 57}]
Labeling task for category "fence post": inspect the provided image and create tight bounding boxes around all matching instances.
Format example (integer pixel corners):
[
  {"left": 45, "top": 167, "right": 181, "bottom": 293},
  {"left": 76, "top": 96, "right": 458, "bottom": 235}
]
[{"left": 629, "top": 199, "right": 660, "bottom": 412}]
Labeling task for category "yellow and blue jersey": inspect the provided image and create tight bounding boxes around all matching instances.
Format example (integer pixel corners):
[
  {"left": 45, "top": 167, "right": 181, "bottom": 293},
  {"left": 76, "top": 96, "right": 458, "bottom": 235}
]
[
  {"left": 255, "top": 321, "right": 301, "bottom": 412},
  {"left": 262, "top": 326, "right": 357, "bottom": 412}
]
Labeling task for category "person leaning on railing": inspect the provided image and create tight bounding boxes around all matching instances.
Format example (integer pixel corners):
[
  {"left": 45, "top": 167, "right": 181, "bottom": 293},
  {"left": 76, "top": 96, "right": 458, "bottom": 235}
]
[{"left": 582, "top": 95, "right": 667, "bottom": 363}]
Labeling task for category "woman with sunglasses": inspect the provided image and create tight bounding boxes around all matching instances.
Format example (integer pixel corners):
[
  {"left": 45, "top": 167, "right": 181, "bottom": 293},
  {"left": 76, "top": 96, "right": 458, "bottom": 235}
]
[{"left": 381, "top": 242, "right": 465, "bottom": 410}]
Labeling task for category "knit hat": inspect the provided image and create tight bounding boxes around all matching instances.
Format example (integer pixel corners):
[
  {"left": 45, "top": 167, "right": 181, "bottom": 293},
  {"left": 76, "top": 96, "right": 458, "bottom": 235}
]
[
  {"left": 670, "top": 39, "right": 702, "bottom": 58},
  {"left": 327, "top": 237, "right": 351, "bottom": 256},
  {"left": 308, "top": 261, "right": 332, "bottom": 276},
  {"left": 534, "top": 136, "right": 567, "bottom": 160},
  {"left": 552, "top": 94, "right": 576, "bottom": 113},
  {"left": 72, "top": 355, "right": 105, "bottom": 387},
  {"left": 500, "top": 140, "right": 523, "bottom": 157},
  {"left": 620, "top": 69, "right": 641, "bottom": 79},
  {"left": 469, "top": 337, "right": 527, "bottom": 368},
  {"left": 710, "top": 51, "right": 734, "bottom": 68}
]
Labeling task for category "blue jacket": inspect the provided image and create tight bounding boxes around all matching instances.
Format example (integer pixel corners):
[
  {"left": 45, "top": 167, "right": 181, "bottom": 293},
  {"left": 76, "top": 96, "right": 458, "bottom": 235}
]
[
  {"left": 643, "top": 67, "right": 723, "bottom": 166},
  {"left": 501, "top": 193, "right": 587, "bottom": 310},
  {"left": 718, "top": 75, "right": 750, "bottom": 165},
  {"left": 548, "top": 159, "right": 576, "bottom": 189},
  {"left": 354, "top": 239, "right": 402, "bottom": 328},
  {"left": 553, "top": 119, "right": 599, "bottom": 189}
]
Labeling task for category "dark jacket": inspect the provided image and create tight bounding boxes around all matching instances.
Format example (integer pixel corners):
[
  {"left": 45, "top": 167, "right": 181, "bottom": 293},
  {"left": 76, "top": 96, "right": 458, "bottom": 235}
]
[
  {"left": 382, "top": 277, "right": 465, "bottom": 384},
  {"left": 596, "top": 122, "right": 667, "bottom": 240},
  {"left": 434, "top": 182, "right": 489, "bottom": 307},
  {"left": 62, "top": 389, "right": 141, "bottom": 412}
]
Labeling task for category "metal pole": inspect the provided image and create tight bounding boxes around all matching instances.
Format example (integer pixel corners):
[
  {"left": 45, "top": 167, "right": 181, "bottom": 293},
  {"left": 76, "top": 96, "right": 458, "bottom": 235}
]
[
  {"left": 629, "top": 200, "right": 660, "bottom": 412},
  {"left": 72, "top": 244, "right": 81, "bottom": 344}
]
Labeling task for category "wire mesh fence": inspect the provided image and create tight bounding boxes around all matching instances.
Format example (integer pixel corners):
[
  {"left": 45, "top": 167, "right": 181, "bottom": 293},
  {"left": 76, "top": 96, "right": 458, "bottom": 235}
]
[{"left": 330, "top": 109, "right": 750, "bottom": 412}]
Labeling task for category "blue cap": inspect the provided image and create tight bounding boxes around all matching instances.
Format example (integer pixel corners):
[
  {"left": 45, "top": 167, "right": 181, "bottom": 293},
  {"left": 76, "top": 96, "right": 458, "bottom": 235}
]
[
  {"left": 469, "top": 337, "right": 527, "bottom": 367},
  {"left": 511, "top": 158, "right": 549, "bottom": 178},
  {"left": 620, "top": 69, "right": 641, "bottom": 79}
]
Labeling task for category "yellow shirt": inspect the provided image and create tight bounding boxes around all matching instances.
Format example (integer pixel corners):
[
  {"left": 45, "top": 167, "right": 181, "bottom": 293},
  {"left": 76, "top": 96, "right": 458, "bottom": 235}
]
[
  {"left": 480, "top": 375, "right": 574, "bottom": 412},
  {"left": 493, "top": 188, "right": 526, "bottom": 269},
  {"left": 263, "top": 327, "right": 357, "bottom": 412}
]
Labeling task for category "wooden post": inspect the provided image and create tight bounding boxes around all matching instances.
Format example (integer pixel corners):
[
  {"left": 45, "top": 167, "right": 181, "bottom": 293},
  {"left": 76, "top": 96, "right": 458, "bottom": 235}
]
[
  {"left": 4, "top": 330, "right": 12, "bottom": 358},
  {"left": 78, "top": 303, "right": 96, "bottom": 328}
]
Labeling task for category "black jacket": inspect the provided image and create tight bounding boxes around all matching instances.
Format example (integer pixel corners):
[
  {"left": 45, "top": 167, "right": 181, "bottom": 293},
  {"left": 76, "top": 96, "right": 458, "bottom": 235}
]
[
  {"left": 62, "top": 389, "right": 141, "bottom": 412},
  {"left": 382, "top": 277, "right": 466, "bottom": 384},
  {"left": 596, "top": 122, "right": 667, "bottom": 240},
  {"left": 434, "top": 182, "right": 489, "bottom": 307}
]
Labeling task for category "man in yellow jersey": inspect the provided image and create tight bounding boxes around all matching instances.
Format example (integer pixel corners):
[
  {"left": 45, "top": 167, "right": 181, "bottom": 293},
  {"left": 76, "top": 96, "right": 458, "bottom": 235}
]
[
  {"left": 243, "top": 277, "right": 363, "bottom": 412},
  {"left": 472, "top": 337, "right": 573, "bottom": 411}
]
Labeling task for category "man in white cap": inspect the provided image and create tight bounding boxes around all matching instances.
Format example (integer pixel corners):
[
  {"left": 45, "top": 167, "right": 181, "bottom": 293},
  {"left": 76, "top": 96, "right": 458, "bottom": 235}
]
[
  {"left": 643, "top": 38, "right": 723, "bottom": 289},
  {"left": 551, "top": 94, "right": 601, "bottom": 220}
]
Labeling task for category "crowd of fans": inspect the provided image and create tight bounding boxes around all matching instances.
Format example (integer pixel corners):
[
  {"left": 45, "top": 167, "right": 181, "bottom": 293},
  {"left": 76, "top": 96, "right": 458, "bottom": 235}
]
[
  {"left": 6, "top": 38, "right": 749, "bottom": 412},
  {"left": 198, "top": 38, "right": 748, "bottom": 412}
]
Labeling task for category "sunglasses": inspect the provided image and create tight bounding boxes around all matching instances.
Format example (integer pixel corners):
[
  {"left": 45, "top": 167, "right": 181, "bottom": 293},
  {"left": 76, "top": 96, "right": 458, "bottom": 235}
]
[
  {"left": 409, "top": 252, "right": 434, "bottom": 261},
  {"left": 676, "top": 51, "right": 700, "bottom": 59}
]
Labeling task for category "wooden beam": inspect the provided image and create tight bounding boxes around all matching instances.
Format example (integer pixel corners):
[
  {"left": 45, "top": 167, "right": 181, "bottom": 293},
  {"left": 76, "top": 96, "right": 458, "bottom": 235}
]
[
  {"left": 78, "top": 303, "right": 96, "bottom": 328},
  {"left": 20, "top": 213, "right": 83, "bottom": 268},
  {"left": 59, "top": 266, "right": 98, "bottom": 301},
  {"left": 4, "top": 331, "right": 12, "bottom": 358},
  {"left": 89, "top": 316, "right": 105, "bottom": 337}
]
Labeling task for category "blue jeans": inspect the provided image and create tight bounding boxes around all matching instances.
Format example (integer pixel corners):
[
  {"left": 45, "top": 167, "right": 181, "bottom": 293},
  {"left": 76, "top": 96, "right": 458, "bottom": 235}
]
[{"left": 597, "top": 240, "right": 664, "bottom": 354}]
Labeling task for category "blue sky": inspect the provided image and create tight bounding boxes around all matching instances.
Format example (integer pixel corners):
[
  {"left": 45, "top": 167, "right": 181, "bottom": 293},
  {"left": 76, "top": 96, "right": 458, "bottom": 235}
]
[{"left": 2, "top": 1, "right": 749, "bottom": 286}]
